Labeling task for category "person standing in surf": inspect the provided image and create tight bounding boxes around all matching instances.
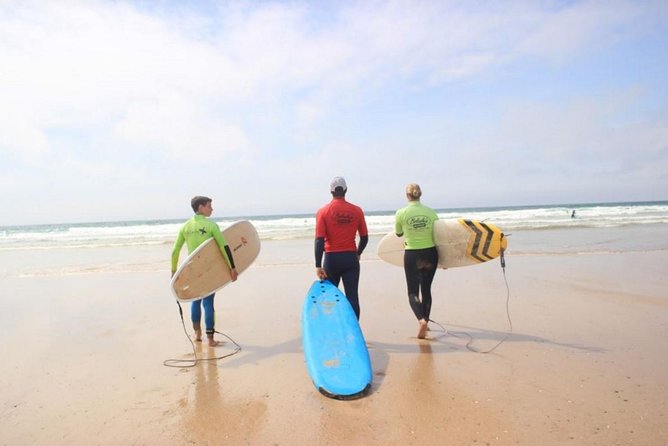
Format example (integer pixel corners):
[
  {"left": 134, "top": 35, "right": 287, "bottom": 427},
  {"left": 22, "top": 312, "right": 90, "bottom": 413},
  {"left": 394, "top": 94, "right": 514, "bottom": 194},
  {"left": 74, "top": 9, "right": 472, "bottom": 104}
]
[
  {"left": 315, "top": 177, "right": 369, "bottom": 320},
  {"left": 395, "top": 183, "right": 439, "bottom": 339},
  {"left": 171, "top": 196, "right": 238, "bottom": 347}
]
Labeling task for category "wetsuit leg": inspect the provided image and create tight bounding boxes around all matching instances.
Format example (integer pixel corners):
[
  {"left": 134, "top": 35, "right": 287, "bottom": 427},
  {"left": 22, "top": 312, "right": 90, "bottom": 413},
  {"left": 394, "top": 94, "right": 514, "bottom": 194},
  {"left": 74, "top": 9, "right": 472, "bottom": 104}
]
[
  {"left": 324, "top": 252, "right": 361, "bottom": 320},
  {"left": 403, "top": 250, "right": 420, "bottom": 297},
  {"left": 202, "top": 293, "right": 215, "bottom": 335},
  {"left": 191, "top": 299, "right": 202, "bottom": 328},
  {"left": 404, "top": 248, "right": 437, "bottom": 321},
  {"left": 417, "top": 247, "right": 438, "bottom": 321},
  {"left": 404, "top": 250, "right": 425, "bottom": 320},
  {"left": 340, "top": 255, "right": 361, "bottom": 320},
  {"left": 323, "top": 253, "right": 342, "bottom": 288}
]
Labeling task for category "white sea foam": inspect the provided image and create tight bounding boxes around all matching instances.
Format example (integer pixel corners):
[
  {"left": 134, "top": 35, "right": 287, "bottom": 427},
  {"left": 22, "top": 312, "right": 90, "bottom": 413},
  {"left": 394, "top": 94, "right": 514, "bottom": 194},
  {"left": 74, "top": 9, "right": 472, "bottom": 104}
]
[{"left": 0, "top": 201, "right": 666, "bottom": 251}]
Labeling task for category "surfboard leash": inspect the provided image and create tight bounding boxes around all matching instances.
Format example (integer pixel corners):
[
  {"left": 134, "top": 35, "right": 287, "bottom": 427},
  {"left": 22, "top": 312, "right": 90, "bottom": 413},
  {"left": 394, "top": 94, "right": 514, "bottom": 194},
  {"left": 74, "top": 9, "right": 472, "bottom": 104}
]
[
  {"left": 163, "top": 301, "right": 242, "bottom": 368},
  {"left": 430, "top": 245, "right": 513, "bottom": 354}
]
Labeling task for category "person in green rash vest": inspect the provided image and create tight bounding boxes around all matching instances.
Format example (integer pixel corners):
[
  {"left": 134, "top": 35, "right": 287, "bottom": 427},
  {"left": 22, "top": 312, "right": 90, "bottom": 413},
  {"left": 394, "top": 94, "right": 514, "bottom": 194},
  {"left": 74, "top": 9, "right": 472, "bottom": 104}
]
[
  {"left": 394, "top": 183, "right": 439, "bottom": 339},
  {"left": 171, "top": 196, "right": 238, "bottom": 347}
]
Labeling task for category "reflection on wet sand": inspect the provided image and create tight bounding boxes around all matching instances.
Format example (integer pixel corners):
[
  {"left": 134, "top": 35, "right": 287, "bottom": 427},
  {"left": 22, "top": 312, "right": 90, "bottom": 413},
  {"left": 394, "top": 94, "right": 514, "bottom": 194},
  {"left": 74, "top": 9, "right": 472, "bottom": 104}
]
[
  {"left": 405, "top": 342, "right": 438, "bottom": 401},
  {"left": 180, "top": 344, "right": 268, "bottom": 444}
]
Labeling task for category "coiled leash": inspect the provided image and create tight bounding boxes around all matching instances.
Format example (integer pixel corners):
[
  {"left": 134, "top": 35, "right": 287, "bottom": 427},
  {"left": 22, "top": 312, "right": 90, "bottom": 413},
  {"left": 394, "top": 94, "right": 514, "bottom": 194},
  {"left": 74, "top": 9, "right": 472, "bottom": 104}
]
[{"left": 163, "top": 301, "right": 241, "bottom": 368}]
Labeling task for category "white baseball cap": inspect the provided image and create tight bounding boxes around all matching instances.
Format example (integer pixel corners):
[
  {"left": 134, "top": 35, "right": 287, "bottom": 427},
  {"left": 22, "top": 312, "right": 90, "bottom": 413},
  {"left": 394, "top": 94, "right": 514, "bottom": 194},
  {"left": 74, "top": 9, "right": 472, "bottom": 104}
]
[{"left": 330, "top": 176, "right": 347, "bottom": 192}]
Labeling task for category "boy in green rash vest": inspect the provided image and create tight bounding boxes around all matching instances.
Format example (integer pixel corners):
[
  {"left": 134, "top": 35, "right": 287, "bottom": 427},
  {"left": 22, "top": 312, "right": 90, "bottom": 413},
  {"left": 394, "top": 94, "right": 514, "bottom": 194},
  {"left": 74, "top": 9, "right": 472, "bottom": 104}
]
[{"left": 171, "top": 196, "right": 238, "bottom": 347}]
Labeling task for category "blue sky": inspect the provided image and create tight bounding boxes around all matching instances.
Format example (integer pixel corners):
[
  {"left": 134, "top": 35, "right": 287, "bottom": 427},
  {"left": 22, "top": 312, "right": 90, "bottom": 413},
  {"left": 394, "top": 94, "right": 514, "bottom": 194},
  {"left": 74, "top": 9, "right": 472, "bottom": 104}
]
[{"left": 1, "top": 0, "right": 667, "bottom": 225}]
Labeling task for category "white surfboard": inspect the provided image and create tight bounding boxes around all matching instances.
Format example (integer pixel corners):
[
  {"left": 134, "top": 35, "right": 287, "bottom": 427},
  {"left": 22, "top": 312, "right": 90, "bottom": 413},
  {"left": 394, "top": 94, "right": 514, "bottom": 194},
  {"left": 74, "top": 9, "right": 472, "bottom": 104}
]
[
  {"left": 171, "top": 220, "right": 261, "bottom": 302},
  {"left": 377, "top": 219, "right": 507, "bottom": 269}
]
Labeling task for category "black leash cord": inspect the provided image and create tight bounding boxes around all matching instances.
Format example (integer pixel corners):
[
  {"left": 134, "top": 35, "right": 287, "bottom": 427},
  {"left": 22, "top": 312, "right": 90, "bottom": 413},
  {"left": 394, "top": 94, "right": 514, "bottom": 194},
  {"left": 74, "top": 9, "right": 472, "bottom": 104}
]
[
  {"left": 430, "top": 247, "right": 513, "bottom": 354},
  {"left": 163, "top": 301, "right": 241, "bottom": 368}
]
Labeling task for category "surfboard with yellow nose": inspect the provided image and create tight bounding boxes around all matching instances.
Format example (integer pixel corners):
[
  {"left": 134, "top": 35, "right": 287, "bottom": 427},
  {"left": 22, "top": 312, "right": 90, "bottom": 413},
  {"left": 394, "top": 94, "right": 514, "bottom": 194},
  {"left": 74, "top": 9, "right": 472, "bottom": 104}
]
[
  {"left": 171, "top": 220, "right": 260, "bottom": 302},
  {"left": 377, "top": 219, "right": 507, "bottom": 268},
  {"left": 302, "top": 280, "right": 372, "bottom": 400}
]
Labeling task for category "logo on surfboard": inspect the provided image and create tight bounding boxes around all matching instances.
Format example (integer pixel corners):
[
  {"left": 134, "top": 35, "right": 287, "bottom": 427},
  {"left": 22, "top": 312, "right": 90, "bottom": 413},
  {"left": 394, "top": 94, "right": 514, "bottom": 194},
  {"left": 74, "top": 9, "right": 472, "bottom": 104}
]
[{"left": 232, "top": 236, "right": 248, "bottom": 252}]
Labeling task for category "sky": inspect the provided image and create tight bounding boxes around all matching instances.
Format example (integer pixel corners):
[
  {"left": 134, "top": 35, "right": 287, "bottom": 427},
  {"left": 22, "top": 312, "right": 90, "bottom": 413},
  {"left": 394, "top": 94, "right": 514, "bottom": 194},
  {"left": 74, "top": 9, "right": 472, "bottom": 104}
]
[{"left": 1, "top": 0, "right": 667, "bottom": 225}]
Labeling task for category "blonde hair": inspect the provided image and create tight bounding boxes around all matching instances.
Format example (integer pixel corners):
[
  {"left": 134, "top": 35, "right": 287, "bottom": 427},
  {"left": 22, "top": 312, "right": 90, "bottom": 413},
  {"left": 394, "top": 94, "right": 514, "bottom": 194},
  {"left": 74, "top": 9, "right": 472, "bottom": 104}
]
[{"left": 405, "top": 183, "right": 422, "bottom": 200}]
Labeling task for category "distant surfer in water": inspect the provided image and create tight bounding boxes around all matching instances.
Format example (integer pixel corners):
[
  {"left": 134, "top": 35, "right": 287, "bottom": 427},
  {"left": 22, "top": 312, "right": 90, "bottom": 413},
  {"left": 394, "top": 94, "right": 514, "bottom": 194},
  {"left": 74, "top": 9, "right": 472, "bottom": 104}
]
[
  {"left": 395, "top": 183, "right": 439, "bottom": 339},
  {"left": 171, "top": 196, "right": 238, "bottom": 347},
  {"left": 315, "top": 176, "right": 369, "bottom": 320}
]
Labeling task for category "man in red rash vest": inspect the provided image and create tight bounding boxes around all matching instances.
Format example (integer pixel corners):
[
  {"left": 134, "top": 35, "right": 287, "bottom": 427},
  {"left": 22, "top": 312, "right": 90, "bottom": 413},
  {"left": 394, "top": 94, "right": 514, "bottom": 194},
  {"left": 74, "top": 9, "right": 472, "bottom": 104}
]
[{"left": 314, "top": 176, "right": 369, "bottom": 320}]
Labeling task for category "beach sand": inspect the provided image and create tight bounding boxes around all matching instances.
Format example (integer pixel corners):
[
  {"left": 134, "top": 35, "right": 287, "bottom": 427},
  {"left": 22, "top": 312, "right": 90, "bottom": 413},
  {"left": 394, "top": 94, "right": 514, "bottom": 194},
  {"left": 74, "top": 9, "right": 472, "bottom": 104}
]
[{"left": 1, "top": 237, "right": 667, "bottom": 445}]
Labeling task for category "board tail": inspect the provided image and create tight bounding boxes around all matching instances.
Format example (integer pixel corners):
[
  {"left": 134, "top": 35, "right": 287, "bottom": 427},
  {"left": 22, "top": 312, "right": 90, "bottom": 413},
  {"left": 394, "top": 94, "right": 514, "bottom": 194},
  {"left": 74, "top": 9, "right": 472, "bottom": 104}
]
[
  {"left": 318, "top": 383, "right": 371, "bottom": 400},
  {"left": 460, "top": 219, "right": 508, "bottom": 263}
]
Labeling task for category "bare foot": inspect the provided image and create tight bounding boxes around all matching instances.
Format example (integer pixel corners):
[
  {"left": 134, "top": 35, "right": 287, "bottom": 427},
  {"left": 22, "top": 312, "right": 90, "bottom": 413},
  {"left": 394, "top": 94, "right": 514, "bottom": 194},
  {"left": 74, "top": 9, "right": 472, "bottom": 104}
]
[
  {"left": 206, "top": 333, "right": 223, "bottom": 347},
  {"left": 194, "top": 329, "right": 202, "bottom": 342},
  {"left": 417, "top": 320, "right": 428, "bottom": 339}
]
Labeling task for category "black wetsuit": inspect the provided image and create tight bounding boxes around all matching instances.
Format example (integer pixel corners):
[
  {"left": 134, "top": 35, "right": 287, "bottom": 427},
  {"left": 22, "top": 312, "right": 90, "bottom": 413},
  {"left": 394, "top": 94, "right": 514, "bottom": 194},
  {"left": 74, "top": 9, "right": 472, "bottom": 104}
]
[{"left": 403, "top": 247, "right": 438, "bottom": 321}]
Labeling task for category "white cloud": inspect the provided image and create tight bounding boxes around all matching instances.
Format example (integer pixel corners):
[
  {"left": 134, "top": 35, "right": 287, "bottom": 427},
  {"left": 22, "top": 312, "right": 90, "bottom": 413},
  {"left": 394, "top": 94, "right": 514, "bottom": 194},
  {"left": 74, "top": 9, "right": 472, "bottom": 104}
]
[
  {"left": 113, "top": 94, "right": 249, "bottom": 160},
  {"left": 0, "top": 0, "right": 666, "bottom": 224}
]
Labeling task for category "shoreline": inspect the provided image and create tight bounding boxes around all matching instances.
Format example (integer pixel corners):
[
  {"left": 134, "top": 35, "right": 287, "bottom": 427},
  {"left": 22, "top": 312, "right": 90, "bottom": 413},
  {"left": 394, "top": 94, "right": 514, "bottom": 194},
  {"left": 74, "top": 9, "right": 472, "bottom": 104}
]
[{"left": 3, "top": 223, "right": 668, "bottom": 279}]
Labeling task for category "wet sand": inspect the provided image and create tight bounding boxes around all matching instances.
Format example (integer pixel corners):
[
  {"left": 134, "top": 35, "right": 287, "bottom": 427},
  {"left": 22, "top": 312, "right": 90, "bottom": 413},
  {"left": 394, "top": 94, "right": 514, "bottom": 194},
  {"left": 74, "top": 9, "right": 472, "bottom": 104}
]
[{"left": 1, "top": 242, "right": 667, "bottom": 445}]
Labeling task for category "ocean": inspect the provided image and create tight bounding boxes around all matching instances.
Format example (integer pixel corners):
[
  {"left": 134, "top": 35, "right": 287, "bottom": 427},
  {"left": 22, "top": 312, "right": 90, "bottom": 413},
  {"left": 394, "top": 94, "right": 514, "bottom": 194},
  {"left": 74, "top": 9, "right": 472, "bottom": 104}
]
[{"left": 1, "top": 201, "right": 667, "bottom": 278}]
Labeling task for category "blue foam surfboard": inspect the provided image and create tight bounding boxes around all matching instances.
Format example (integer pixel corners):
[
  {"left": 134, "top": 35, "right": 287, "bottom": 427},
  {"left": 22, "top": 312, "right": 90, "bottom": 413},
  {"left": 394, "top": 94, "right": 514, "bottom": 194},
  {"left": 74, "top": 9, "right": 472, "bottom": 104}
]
[{"left": 301, "top": 280, "right": 372, "bottom": 400}]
